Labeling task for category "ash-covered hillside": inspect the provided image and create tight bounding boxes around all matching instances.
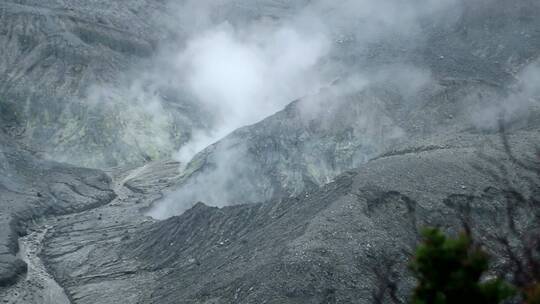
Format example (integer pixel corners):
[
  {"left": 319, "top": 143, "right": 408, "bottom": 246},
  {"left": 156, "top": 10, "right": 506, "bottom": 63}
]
[
  {"left": 0, "top": 0, "right": 540, "bottom": 303},
  {"left": 149, "top": 0, "right": 540, "bottom": 217},
  {"left": 0, "top": 0, "right": 211, "bottom": 167}
]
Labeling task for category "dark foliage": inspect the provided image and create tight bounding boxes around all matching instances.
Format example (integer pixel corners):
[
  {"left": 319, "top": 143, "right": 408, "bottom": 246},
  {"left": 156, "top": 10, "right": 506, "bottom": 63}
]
[{"left": 410, "top": 227, "right": 515, "bottom": 304}]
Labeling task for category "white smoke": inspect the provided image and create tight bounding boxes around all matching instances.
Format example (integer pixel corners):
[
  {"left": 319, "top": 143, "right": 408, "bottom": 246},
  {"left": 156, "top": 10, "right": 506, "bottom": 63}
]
[
  {"left": 165, "top": 0, "right": 461, "bottom": 163},
  {"left": 521, "top": 61, "right": 540, "bottom": 97},
  {"left": 147, "top": 65, "right": 434, "bottom": 219},
  {"left": 148, "top": 140, "right": 265, "bottom": 218},
  {"left": 77, "top": 76, "right": 176, "bottom": 166},
  {"left": 469, "top": 61, "right": 540, "bottom": 130},
  {"left": 172, "top": 22, "right": 330, "bottom": 162},
  {"left": 141, "top": 0, "right": 465, "bottom": 218}
]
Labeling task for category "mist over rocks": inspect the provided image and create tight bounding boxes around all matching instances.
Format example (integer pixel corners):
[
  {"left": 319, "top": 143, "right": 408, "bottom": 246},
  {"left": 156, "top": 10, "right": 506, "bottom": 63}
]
[
  {"left": 149, "top": 64, "right": 540, "bottom": 219},
  {"left": 127, "top": 131, "right": 540, "bottom": 303},
  {"left": 145, "top": 0, "right": 540, "bottom": 218},
  {"left": 0, "top": 0, "right": 540, "bottom": 303},
  {"left": 29, "top": 129, "right": 540, "bottom": 304},
  {"left": 0, "top": 0, "right": 470, "bottom": 168},
  {"left": 2, "top": 0, "right": 538, "bottom": 169}
]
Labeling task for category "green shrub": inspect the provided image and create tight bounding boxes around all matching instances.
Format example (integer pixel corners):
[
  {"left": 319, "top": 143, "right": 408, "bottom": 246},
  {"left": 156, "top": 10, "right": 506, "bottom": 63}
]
[{"left": 410, "top": 228, "right": 515, "bottom": 304}]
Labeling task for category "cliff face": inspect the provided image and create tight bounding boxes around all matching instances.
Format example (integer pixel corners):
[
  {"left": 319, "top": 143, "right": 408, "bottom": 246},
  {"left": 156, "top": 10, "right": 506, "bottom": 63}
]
[{"left": 0, "top": 0, "right": 211, "bottom": 168}]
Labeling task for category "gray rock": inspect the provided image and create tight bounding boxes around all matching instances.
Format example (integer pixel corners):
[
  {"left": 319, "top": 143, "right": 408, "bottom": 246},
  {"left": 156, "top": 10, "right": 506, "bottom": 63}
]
[
  {"left": 0, "top": 128, "right": 115, "bottom": 288},
  {"left": 0, "top": 0, "right": 208, "bottom": 168},
  {"left": 30, "top": 130, "right": 539, "bottom": 304},
  {"left": 0, "top": 0, "right": 539, "bottom": 303},
  {"left": 149, "top": 0, "right": 540, "bottom": 214}
]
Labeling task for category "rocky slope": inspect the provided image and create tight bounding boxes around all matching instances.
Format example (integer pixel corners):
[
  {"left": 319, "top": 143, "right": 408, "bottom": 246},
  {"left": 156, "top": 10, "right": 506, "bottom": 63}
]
[
  {"left": 153, "top": 68, "right": 540, "bottom": 216},
  {"left": 127, "top": 130, "right": 540, "bottom": 303},
  {"left": 0, "top": 158, "right": 181, "bottom": 303},
  {"left": 0, "top": 128, "right": 115, "bottom": 288},
  {"left": 2, "top": 127, "right": 537, "bottom": 303},
  {"left": 147, "top": 0, "right": 540, "bottom": 216},
  {"left": 0, "top": 0, "right": 539, "bottom": 303},
  {"left": 3, "top": 0, "right": 539, "bottom": 169},
  {"left": 0, "top": 0, "right": 210, "bottom": 167}
]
